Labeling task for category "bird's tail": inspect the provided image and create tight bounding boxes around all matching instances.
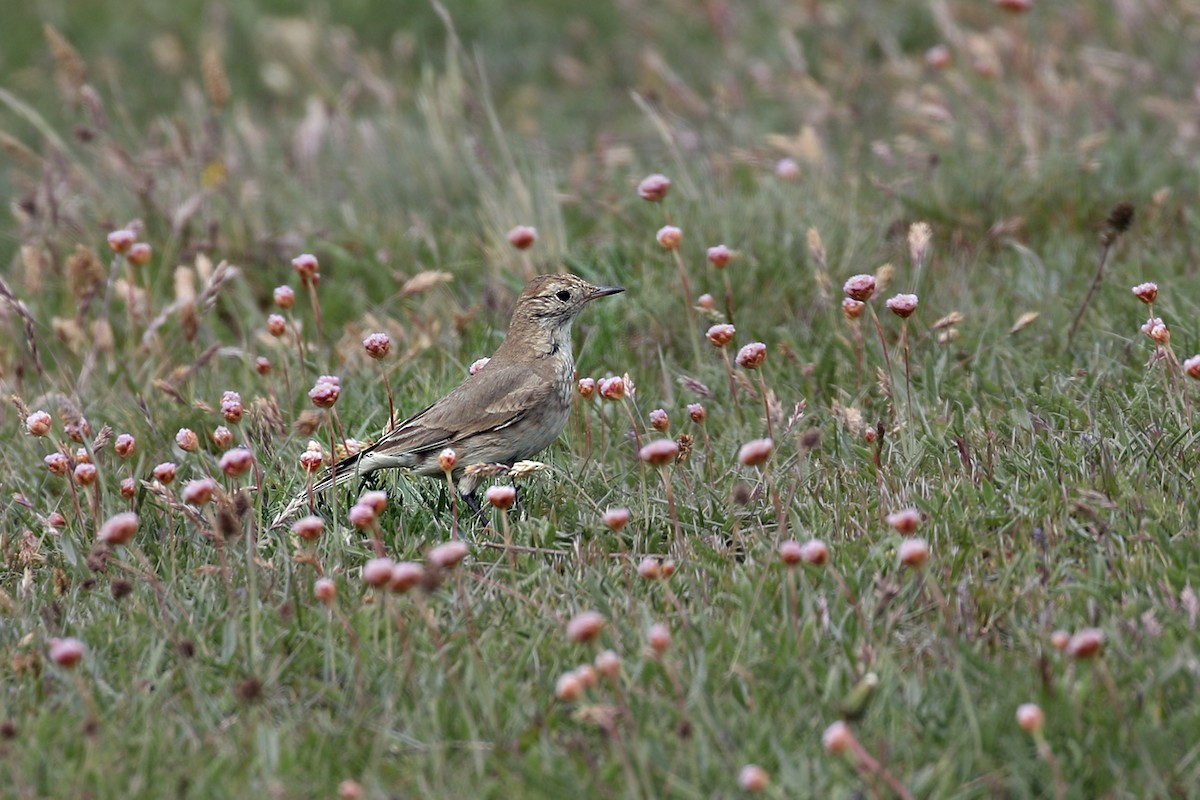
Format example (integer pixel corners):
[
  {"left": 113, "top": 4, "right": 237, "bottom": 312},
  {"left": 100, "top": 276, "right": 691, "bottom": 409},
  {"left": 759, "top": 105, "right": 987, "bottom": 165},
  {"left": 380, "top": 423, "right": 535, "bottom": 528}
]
[{"left": 269, "top": 451, "right": 372, "bottom": 529}]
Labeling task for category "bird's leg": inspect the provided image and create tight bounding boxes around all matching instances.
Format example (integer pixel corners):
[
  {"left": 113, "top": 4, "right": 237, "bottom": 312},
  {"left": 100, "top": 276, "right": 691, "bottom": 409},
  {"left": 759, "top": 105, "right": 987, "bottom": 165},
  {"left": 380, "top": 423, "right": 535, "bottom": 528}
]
[{"left": 461, "top": 491, "right": 491, "bottom": 527}]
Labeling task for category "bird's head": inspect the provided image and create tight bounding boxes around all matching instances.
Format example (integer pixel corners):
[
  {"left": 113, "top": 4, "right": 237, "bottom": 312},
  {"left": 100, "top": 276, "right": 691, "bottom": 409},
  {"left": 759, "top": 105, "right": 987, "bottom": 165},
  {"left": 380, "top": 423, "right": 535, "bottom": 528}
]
[{"left": 511, "top": 273, "right": 624, "bottom": 330}]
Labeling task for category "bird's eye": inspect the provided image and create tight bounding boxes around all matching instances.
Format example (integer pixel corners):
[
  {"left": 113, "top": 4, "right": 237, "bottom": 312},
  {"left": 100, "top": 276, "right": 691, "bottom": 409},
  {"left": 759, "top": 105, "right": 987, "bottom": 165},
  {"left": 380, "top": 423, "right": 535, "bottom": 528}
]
[{"left": 556, "top": 290, "right": 572, "bottom": 301}]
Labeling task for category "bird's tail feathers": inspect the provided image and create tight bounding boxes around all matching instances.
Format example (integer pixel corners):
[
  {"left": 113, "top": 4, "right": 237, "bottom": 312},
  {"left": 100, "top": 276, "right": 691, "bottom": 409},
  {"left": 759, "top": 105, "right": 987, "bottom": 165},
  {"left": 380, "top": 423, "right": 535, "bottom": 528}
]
[{"left": 269, "top": 451, "right": 371, "bottom": 529}]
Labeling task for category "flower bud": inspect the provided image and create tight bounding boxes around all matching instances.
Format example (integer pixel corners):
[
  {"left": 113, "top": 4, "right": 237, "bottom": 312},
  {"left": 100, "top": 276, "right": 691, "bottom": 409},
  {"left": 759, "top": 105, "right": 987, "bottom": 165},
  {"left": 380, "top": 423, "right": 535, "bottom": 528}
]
[
  {"left": 26, "top": 411, "right": 52, "bottom": 437},
  {"left": 637, "top": 173, "right": 671, "bottom": 202},
  {"left": 567, "top": 611, "right": 605, "bottom": 643}
]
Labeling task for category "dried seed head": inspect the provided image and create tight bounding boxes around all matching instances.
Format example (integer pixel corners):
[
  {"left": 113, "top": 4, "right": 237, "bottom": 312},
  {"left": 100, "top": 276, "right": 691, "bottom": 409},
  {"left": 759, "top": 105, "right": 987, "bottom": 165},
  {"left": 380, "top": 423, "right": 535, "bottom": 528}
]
[
  {"left": 907, "top": 222, "right": 933, "bottom": 267},
  {"left": 706, "top": 323, "right": 736, "bottom": 347},
  {"left": 183, "top": 478, "right": 217, "bottom": 506},
  {"left": 99, "top": 511, "right": 139, "bottom": 546},
  {"left": 486, "top": 485, "right": 517, "bottom": 510},
  {"left": 738, "top": 764, "right": 769, "bottom": 793},
  {"left": 567, "top": 611, "right": 606, "bottom": 644},
  {"left": 1066, "top": 627, "right": 1104, "bottom": 659},
  {"left": 656, "top": 225, "right": 683, "bottom": 250},
  {"left": 428, "top": 540, "right": 469, "bottom": 569},
  {"left": 898, "top": 538, "right": 930, "bottom": 568},
  {"left": 603, "top": 507, "right": 631, "bottom": 530},
  {"left": 362, "top": 557, "right": 395, "bottom": 587},
  {"left": 273, "top": 285, "right": 295, "bottom": 309},
  {"left": 706, "top": 244, "right": 732, "bottom": 268},
  {"left": 26, "top": 411, "right": 53, "bottom": 437},
  {"left": 886, "top": 293, "right": 919, "bottom": 319},
  {"left": 175, "top": 428, "right": 199, "bottom": 452},
  {"left": 314, "top": 577, "right": 336, "bottom": 605},
  {"left": 1016, "top": 703, "right": 1044, "bottom": 733},
  {"left": 886, "top": 508, "right": 921, "bottom": 536},
  {"left": 637, "top": 173, "right": 671, "bottom": 202},
  {"left": 1106, "top": 202, "right": 1134, "bottom": 234},
  {"left": 737, "top": 438, "right": 773, "bottom": 467},
  {"left": 649, "top": 408, "right": 669, "bottom": 432},
  {"left": 153, "top": 462, "right": 177, "bottom": 485},
  {"left": 506, "top": 225, "right": 538, "bottom": 250},
  {"left": 843, "top": 274, "right": 876, "bottom": 302},
  {"left": 736, "top": 342, "right": 766, "bottom": 369},
  {"left": 1132, "top": 282, "right": 1158, "bottom": 305},
  {"left": 49, "top": 637, "right": 86, "bottom": 668},
  {"left": 219, "top": 447, "right": 254, "bottom": 477},
  {"left": 363, "top": 332, "right": 390, "bottom": 359},
  {"left": 639, "top": 439, "right": 679, "bottom": 466}
]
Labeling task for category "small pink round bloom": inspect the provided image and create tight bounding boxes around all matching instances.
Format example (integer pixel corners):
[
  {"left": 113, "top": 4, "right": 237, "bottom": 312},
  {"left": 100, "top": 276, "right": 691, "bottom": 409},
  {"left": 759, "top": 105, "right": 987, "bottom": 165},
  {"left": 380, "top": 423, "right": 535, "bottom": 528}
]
[
  {"left": 437, "top": 448, "right": 457, "bottom": 473},
  {"left": 126, "top": 242, "right": 152, "bottom": 267},
  {"left": 637, "top": 173, "right": 671, "bottom": 202},
  {"left": 255, "top": 356, "right": 271, "bottom": 375},
  {"left": 45, "top": 453, "right": 70, "bottom": 476},
  {"left": 779, "top": 540, "right": 803, "bottom": 566},
  {"left": 886, "top": 507, "right": 921, "bottom": 536},
  {"left": 347, "top": 503, "right": 376, "bottom": 529},
  {"left": 842, "top": 298, "right": 865, "bottom": 320},
  {"left": 1066, "top": 627, "right": 1104, "bottom": 659},
  {"left": 65, "top": 419, "right": 90, "bottom": 442},
  {"left": 1016, "top": 703, "right": 1044, "bottom": 733},
  {"left": 799, "top": 539, "right": 829, "bottom": 566},
  {"left": 74, "top": 462, "right": 98, "bottom": 486},
  {"left": 267, "top": 314, "right": 287, "bottom": 337},
  {"left": 292, "top": 515, "right": 325, "bottom": 541},
  {"left": 153, "top": 462, "right": 177, "bottom": 485},
  {"left": 314, "top": 577, "right": 336, "bottom": 605},
  {"left": 363, "top": 332, "right": 391, "bottom": 359},
  {"left": 428, "top": 540, "right": 469, "bottom": 569},
  {"left": 886, "top": 293, "right": 919, "bottom": 319},
  {"left": 26, "top": 411, "right": 52, "bottom": 437},
  {"left": 1141, "top": 317, "right": 1170, "bottom": 346},
  {"left": 212, "top": 426, "right": 233, "bottom": 450},
  {"left": 706, "top": 323, "right": 736, "bottom": 347},
  {"left": 822, "top": 720, "right": 854, "bottom": 754},
  {"left": 486, "top": 485, "right": 517, "bottom": 510},
  {"left": 309, "top": 377, "right": 340, "bottom": 408},
  {"left": 775, "top": 158, "right": 801, "bottom": 180},
  {"left": 574, "top": 664, "right": 598, "bottom": 689},
  {"left": 299, "top": 448, "right": 325, "bottom": 473},
  {"left": 49, "top": 638, "right": 86, "bottom": 668},
  {"left": 48, "top": 512, "right": 68, "bottom": 528},
  {"left": 555, "top": 671, "right": 583, "bottom": 702},
  {"left": 292, "top": 253, "right": 320, "bottom": 285},
  {"left": 649, "top": 408, "right": 669, "bottom": 432},
  {"left": 99, "top": 511, "right": 139, "bottom": 546},
  {"left": 219, "top": 447, "right": 254, "bottom": 477},
  {"left": 1132, "top": 282, "right": 1157, "bottom": 304},
  {"left": 687, "top": 403, "right": 706, "bottom": 423},
  {"left": 661, "top": 560, "right": 676, "bottom": 577},
  {"left": 1184, "top": 355, "right": 1200, "bottom": 380},
  {"left": 598, "top": 376, "right": 626, "bottom": 401},
  {"left": 506, "top": 225, "right": 538, "bottom": 250},
  {"left": 183, "top": 478, "right": 216, "bottom": 505},
  {"left": 639, "top": 439, "right": 679, "bottom": 466},
  {"left": 362, "top": 557, "right": 395, "bottom": 587},
  {"left": 843, "top": 274, "right": 877, "bottom": 302},
  {"left": 737, "top": 438, "right": 773, "bottom": 467},
  {"left": 603, "top": 507, "right": 631, "bottom": 530},
  {"left": 925, "top": 44, "right": 951, "bottom": 70},
  {"left": 638, "top": 557, "right": 661, "bottom": 580},
  {"left": 75, "top": 448, "right": 91, "bottom": 464},
  {"left": 647, "top": 623, "right": 671, "bottom": 654},
  {"left": 736, "top": 342, "right": 767, "bottom": 369},
  {"left": 221, "top": 391, "right": 244, "bottom": 423},
  {"left": 706, "top": 244, "right": 732, "bottom": 268},
  {"left": 358, "top": 490, "right": 387, "bottom": 513},
  {"left": 389, "top": 562, "right": 423, "bottom": 593},
  {"left": 738, "top": 764, "right": 769, "bottom": 793},
  {"left": 1050, "top": 630, "right": 1071, "bottom": 651},
  {"left": 107, "top": 228, "right": 136, "bottom": 253},
  {"left": 567, "top": 611, "right": 606, "bottom": 643},
  {"left": 176, "top": 428, "right": 199, "bottom": 452},
  {"left": 595, "top": 649, "right": 621, "bottom": 678},
  {"left": 994, "top": 0, "right": 1032, "bottom": 12},
  {"left": 114, "top": 433, "right": 136, "bottom": 458},
  {"left": 469, "top": 357, "right": 491, "bottom": 376},
  {"left": 898, "top": 538, "right": 930, "bottom": 568},
  {"left": 656, "top": 225, "right": 682, "bottom": 250},
  {"left": 273, "top": 285, "right": 296, "bottom": 309},
  {"left": 697, "top": 293, "right": 716, "bottom": 310},
  {"left": 120, "top": 477, "right": 137, "bottom": 498},
  {"left": 577, "top": 377, "right": 596, "bottom": 399}
]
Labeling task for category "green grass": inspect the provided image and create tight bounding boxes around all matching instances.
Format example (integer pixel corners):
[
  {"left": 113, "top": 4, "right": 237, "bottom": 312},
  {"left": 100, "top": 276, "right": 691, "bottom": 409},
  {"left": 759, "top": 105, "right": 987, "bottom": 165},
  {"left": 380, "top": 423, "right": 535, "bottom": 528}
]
[{"left": 3, "top": 1, "right": 1200, "bottom": 797}]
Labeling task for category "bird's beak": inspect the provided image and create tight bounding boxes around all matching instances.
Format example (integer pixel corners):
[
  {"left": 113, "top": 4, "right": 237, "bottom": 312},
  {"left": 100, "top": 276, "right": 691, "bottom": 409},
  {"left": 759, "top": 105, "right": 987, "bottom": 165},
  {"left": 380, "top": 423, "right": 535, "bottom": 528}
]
[{"left": 586, "top": 285, "right": 625, "bottom": 301}]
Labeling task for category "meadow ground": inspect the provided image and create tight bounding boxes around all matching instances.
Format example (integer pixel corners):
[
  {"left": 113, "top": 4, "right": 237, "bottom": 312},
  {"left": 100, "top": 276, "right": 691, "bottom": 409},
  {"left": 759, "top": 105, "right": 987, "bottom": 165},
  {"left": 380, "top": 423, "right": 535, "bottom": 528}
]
[{"left": 2, "top": 1, "right": 1199, "bottom": 797}]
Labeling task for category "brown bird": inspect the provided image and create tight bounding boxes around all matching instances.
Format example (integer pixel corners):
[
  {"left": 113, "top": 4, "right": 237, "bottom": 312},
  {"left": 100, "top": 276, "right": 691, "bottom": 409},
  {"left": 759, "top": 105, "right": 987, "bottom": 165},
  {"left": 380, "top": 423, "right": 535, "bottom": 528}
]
[{"left": 273, "top": 273, "right": 623, "bottom": 525}]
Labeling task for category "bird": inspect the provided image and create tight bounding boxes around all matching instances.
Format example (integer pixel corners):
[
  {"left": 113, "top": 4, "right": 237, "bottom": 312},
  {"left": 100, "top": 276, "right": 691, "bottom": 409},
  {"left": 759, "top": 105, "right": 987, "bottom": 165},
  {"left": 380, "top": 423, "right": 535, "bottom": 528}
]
[{"left": 272, "top": 273, "right": 624, "bottom": 526}]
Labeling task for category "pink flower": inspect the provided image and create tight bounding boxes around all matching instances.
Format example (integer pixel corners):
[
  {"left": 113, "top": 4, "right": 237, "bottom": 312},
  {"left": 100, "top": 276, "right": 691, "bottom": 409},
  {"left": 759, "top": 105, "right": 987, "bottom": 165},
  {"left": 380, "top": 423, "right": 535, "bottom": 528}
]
[
  {"left": 1016, "top": 703, "right": 1044, "bottom": 733},
  {"left": 107, "top": 229, "right": 135, "bottom": 253},
  {"left": 120, "top": 477, "right": 137, "bottom": 498},
  {"left": 656, "top": 225, "right": 682, "bottom": 250},
  {"left": 925, "top": 44, "right": 951, "bottom": 70},
  {"left": 26, "top": 410, "right": 52, "bottom": 437},
  {"left": 841, "top": 298, "right": 865, "bottom": 320},
  {"left": 1132, "top": 282, "right": 1157, "bottom": 304},
  {"left": 697, "top": 293, "right": 715, "bottom": 310},
  {"left": 843, "top": 273, "right": 876, "bottom": 302},
  {"left": 389, "top": 562, "right": 423, "bottom": 593},
  {"left": 647, "top": 622, "right": 671, "bottom": 654},
  {"left": 219, "top": 447, "right": 254, "bottom": 477},
  {"left": 577, "top": 377, "right": 596, "bottom": 398},
  {"left": 485, "top": 485, "right": 516, "bottom": 510},
  {"left": 183, "top": 478, "right": 217, "bottom": 505},
  {"left": 348, "top": 503, "right": 376, "bottom": 529},
  {"left": 687, "top": 403, "right": 706, "bottom": 423},
  {"left": 637, "top": 557, "right": 661, "bottom": 580},
  {"left": 822, "top": 721, "right": 854, "bottom": 753},
  {"left": 45, "top": 453, "right": 70, "bottom": 476},
  {"left": 359, "top": 490, "right": 387, "bottom": 513},
  {"left": 49, "top": 637, "right": 86, "bottom": 668},
  {"left": 898, "top": 538, "right": 930, "bottom": 568},
  {"left": 299, "top": 447, "right": 325, "bottom": 473},
  {"left": 799, "top": 539, "right": 829, "bottom": 566},
  {"left": 736, "top": 342, "right": 767, "bottom": 369},
  {"left": 292, "top": 516, "right": 325, "bottom": 541},
  {"left": 886, "top": 508, "right": 921, "bottom": 535},
  {"left": 292, "top": 253, "right": 320, "bottom": 284},
  {"left": 221, "top": 390, "right": 244, "bottom": 423},
  {"left": 428, "top": 540, "right": 469, "bottom": 569},
  {"left": 649, "top": 408, "right": 669, "bottom": 432},
  {"left": 595, "top": 649, "right": 621, "bottom": 678},
  {"left": 1066, "top": 628, "right": 1104, "bottom": 659},
  {"left": 314, "top": 577, "right": 336, "bottom": 604},
  {"left": 706, "top": 244, "right": 732, "bottom": 268},
  {"left": 775, "top": 158, "right": 801, "bottom": 180},
  {"left": 309, "top": 376, "right": 340, "bottom": 408},
  {"left": 737, "top": 438, "right": 773, "bottom": 466},
  {"left": 212, "top": 426, "right": 233, "bottom": 450},
  {"left": 362, "top": 557, "right": 395, "bottom": 587},
  {"left": 99, "top": 511, "right": 139, "bottom": 546},
  {"left": 555, "top": 671, "right": 583, "bottom": 702},
  {"left": 469, "top": 357, "right": 491, "bottom": 375},
  {"left": 994, "top": 0, "right": 1033, "bottom": 12},
  {"left": 886, "top": 293, "right": 919, "bottom": 319},
  {"left": 706, "top": 323, "right": 736, "bottom": 347},
  {"left": 267, "top": 314, "right": 287, "bottom": 337},
  {"left": 506, "top": 225, "right": 538, "bottom": 250},
  {"left": 738, "top": 765, "right": 769, "bottom": 793},
  {"left": 126, "top": 242, "right": 152, "bottom": 267},
  {"left": 1184, "top": 355, "right": 1200, "bottom": 380},
  {"left": 602, "top": 507, "right": 631, "bottom": 530},
  {"left": 778, "top": 540, "right": 803, "bottom": 565},
  {"left": 255, "top": 356, "right": 271, "bottom": 375},
  {"left": 637, "top": 173, "right": 671, "bottom": 202},
  {"left": 152, "top": 462, "right": 177, "bottom": 485},
  {"left": 598, "top": 376, "right": 626, "bottom": 401},
  {"left": 437, "top": 448, "right": 457, "bottom": 473},
  {"left": 567, "top": 611, "right": 606, "bottom": 643},
  {"left": 1141, "top": 317, "right": 1170, "bottom": 346},
  {"left": 363, "top": 332, "right": 391, "bottom": 359},
  {"left": 639, "top": 439, "right": 679, "bottom": 466},
  {"left": 73, "top": 463, "right": 97, "bottom": 486},
  {"left": 273, "top": 285, "right": 295, "bottom": 309},
  {"left": 175, "top": 428, "right": 199, "bottom": 451}
]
